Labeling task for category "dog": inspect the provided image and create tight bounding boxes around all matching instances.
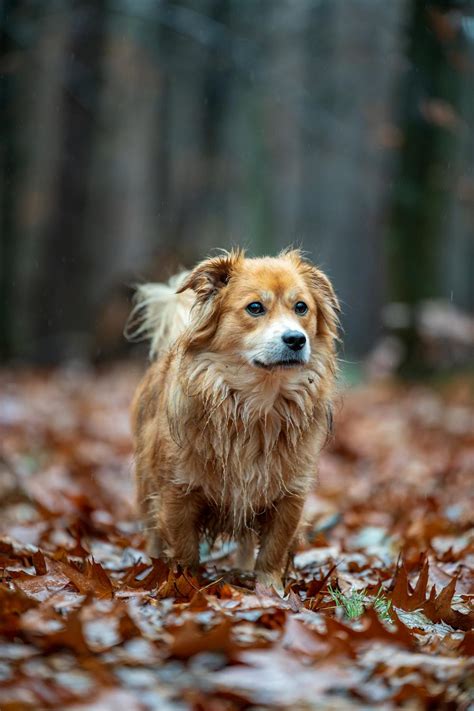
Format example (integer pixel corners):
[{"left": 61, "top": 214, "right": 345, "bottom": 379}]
[{"left": 129, "top": 249, "right": 339, "bottom": 590}]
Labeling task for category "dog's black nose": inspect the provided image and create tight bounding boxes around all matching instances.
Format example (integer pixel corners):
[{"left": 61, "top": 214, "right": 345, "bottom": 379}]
[{"left": 282, "top": 330, "right": 306, "bottom": 351}]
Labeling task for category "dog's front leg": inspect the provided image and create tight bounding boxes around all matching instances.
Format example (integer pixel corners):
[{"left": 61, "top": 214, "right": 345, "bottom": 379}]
[
  {"left": 236, "top": 531, "right": 257, "bottom": 570},
  {"left": 255, "top": 494, "right": 304, "bottom": 592},
  {"left": 162, "top": 486, "right": 204, "bottom": 569}
]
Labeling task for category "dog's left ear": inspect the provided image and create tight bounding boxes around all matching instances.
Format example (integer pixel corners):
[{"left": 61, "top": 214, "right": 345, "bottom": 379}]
[
  {"left": 284, "top": 250, "right": 340, "bottom": 339},
  {"left": 176, "top": 249, "right": 244, "bottom": 303},
  {"left": 309, "top": 267, "right": 340, "bottom": 340}
]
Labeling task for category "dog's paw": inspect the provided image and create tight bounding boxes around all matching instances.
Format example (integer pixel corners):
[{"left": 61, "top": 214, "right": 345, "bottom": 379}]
[
  {"left": 145, "top": 535, "right": 164, "bottom": 560},
  {"left": 255, "top": 571, "right": 285, "bottom": 596}
]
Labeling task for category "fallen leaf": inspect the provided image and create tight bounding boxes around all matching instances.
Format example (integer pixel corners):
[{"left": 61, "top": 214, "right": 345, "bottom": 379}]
[{"left": 168, "top": 618, "right": 234, "bottom": 659}]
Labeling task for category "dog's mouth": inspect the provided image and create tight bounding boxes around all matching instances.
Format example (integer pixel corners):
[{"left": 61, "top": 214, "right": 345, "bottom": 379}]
[{"left": 253, "top": 359, "right": 304, "bottom": 370}]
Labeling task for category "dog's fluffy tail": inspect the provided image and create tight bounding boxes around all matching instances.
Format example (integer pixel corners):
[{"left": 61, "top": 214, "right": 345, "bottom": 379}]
[{"left": 125, "top": 271, "right": 194, "bottom": 359}]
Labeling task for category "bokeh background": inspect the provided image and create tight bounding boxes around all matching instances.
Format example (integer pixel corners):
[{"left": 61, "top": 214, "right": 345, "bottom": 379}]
[{"left": 1, "top": 0, "right": 473, "bottom": 372}]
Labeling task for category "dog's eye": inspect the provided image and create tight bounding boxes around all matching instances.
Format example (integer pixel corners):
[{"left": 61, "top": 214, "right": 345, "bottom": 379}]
[
  {"left": 294, "top": 301, "right": 308, "bottom": 315},
  {"left": 246, "top": 301, "right": 266, "bottom": 316}
]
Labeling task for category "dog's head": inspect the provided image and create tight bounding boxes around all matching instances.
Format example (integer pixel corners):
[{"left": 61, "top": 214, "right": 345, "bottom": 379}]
[{"left": 177, "top": 249, "right": 339, "bottom": 372}]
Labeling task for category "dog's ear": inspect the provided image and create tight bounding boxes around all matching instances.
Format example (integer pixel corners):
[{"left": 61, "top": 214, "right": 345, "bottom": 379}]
[
  {"left": 310, "top": 267, "right": 340, "bottom": 340},
  {"left": 284, "top": 250, "right": 340, "bottom": 339},
  {"left": 175, "top": 250, "right": 244, "bottom": 351},
  {"left": 176, "top": 249, "right": 244, "bottom": 302}
]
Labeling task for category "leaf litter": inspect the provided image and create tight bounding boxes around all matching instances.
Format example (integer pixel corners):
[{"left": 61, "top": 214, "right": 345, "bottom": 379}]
[{"left": 0, "top": 365, "right": 472, "bottom": 709}]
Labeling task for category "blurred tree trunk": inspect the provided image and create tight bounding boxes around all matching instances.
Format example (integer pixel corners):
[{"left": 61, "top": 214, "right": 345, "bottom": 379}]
[
  {"left": 441, "top": 12, "right": 474, "bottom": 314},
  {"left": 32, "top": 0, "right": 106, "bottom": 361},
  {"left": 261, "top": 1, "right": 308, "bottom": 251},
  {"left": 10, "top": 4, "right": 70, "bottom": 359},
  {"left": 0, "top": 0, "right": 19, "bottom": 359},
  {"left": 298, "top": 0, "right": 405, "bottom": 356},
  {"left": 388, "top": 0, "right": 464, "bottom": 375},
  {"left": 215, "top": 1, "right": 270, "bottom": 254},
  {"left": 159, "top": 0, "right": 219, "bottom": 252},
  {"left": 85, "top": 0, "right": 164, "bottom": 309}
]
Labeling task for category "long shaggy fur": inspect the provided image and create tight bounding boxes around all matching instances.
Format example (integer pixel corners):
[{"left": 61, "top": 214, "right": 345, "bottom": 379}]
[
  {"left": 130, "top": 249, "right": 339, "bottom": 588},
  {"left": 125, "top": 271, "right": 192, "bottom": 359}
]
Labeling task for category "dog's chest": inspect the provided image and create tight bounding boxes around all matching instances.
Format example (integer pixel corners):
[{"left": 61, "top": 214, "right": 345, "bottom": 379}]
[{"left": 177, "top": 407, "right": 317, "bottom": 522}]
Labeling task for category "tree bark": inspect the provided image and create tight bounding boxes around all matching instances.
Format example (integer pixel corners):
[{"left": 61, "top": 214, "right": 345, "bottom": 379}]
[
  {"left": 388, "top": 0, "right": 465, "bottom": 375},
  {"left": 32, "top": 0, "right": 106, "bottom": 361}
]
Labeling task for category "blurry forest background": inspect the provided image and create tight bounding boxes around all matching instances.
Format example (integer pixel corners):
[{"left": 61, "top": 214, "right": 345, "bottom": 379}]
[{"left": 1, "top": 0, "right": 473, "bottom": 369}]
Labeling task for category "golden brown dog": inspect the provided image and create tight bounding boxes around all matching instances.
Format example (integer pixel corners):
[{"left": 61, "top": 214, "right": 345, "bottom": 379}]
[{"left": 129, "top": 249, "right": 339, "bottom": 589}]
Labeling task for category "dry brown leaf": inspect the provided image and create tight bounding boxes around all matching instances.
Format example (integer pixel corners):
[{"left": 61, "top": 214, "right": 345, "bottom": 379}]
[
  {"left": 47, "top": 556, "right": 113, "bottom": 599},
  {"left": 168, "top": 618, "right": 234, "bottom": 659}
]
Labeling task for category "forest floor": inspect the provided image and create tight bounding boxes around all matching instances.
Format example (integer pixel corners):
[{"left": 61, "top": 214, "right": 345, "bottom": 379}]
[{"left": 0, "top": 364, "right": 472, "bottom": 710}]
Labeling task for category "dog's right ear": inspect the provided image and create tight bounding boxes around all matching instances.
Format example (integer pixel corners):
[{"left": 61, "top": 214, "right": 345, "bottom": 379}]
[{"left": 176, "top": 249, "right": 244, "bottom": 302}]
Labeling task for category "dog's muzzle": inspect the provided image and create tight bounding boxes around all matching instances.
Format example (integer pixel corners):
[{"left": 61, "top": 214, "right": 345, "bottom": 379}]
[{"left": 251, "top": 328, "right": 310, "bottom": 369}]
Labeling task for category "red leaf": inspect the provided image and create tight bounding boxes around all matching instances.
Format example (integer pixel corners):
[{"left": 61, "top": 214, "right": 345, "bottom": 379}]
[
  {"left": 32, "top": 550, "right": 47, "bottom": 575},
  {"left": 279, "top": 616, "right": 331, "bottom": 659},
  {"left": 326, "top": 607, "right": 415, "bottom": 650},
  {"left": 168, "top": 618, "right": 234, "bottom": 659},
  {"left": 47, "top": 556, "right": 113, "bottom": 599},
  {"left": 0, "top": 584, "right": 38, "bottom": 635},
  {"left": 422, "top": 577, "right": 474, "bottom": 631},
  {"left": 459, "top": 630, "right": 474, "bottom": 656},
  {"left": 32, "top": 605, "right": 90, "bottom": 656},
  {"left": 391, "top": 559, "right": 429, "bottom": 612}
]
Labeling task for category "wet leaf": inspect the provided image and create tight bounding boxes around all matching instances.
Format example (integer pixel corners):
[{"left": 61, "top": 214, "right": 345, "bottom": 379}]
[
  {"left": 48, "top": 557, "right": 114, "bottom": 599},
  {"left": 168, "top": 618, "right": 235, "bottom": 659}
]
